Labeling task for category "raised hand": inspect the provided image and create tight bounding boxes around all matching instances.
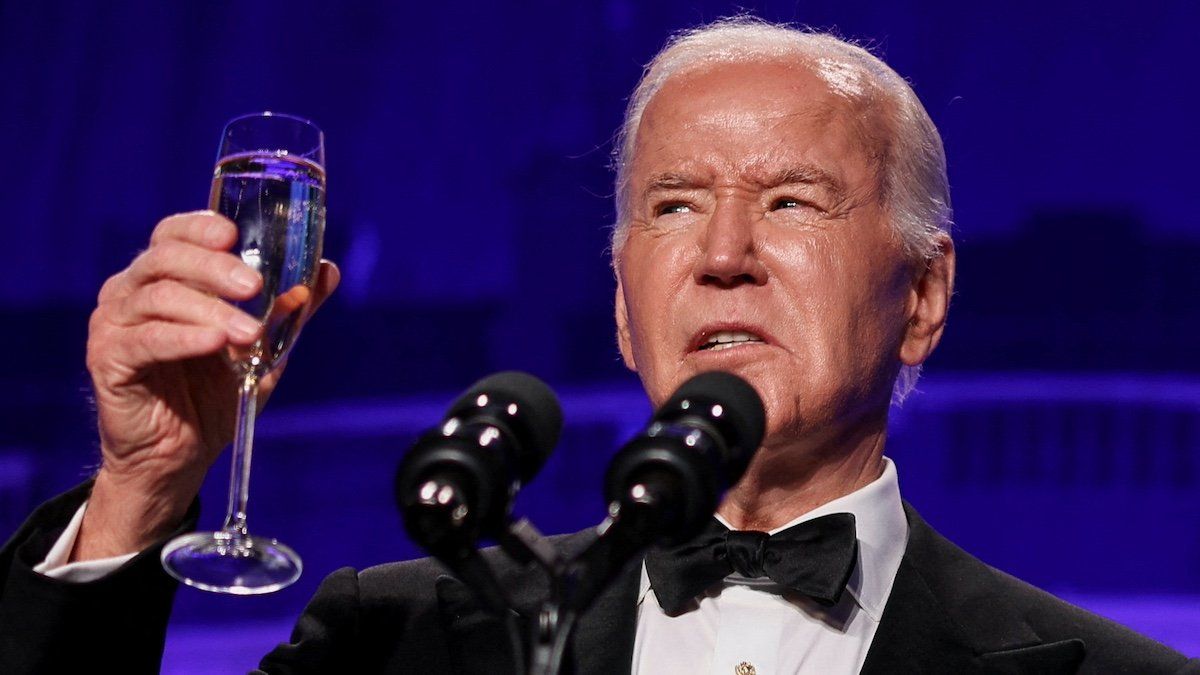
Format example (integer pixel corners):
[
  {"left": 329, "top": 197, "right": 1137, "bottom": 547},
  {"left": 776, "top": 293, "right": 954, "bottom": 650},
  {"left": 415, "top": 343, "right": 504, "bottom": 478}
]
[{"left": 75, "top": 210, "right": 339, "bottom": 561}]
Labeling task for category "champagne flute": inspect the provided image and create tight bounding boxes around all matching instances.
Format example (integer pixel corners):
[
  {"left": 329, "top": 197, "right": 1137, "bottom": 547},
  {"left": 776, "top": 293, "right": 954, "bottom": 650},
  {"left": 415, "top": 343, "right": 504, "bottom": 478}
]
[{"left": 161, "top": 112, "right": 326, "bottom": 594}]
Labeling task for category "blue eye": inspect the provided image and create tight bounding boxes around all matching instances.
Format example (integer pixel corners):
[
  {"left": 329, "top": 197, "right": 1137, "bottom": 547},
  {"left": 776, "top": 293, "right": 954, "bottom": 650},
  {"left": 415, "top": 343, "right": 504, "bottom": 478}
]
[
  {"left": 771, "top": 197, "right": 802, "bottom": 210},
  {"left": 657, "top": 203, "right": 692, "bottom": 216}
]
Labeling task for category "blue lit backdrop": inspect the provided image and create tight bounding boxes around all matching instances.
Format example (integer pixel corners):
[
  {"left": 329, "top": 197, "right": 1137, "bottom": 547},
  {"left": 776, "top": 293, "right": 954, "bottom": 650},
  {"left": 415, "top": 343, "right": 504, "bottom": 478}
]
[{"left": 1, "top": 0, "right": 1197, "bottom": 668}]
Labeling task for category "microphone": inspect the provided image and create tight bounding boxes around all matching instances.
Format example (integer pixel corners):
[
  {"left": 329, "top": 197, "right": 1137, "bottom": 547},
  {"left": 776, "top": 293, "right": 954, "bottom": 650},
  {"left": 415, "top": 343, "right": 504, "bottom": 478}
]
[
  {"left": 395, "top": 371, "right": 563, "bottom": 557},
  {"left": 602, "top": 370, "right": 765, "bottom": 547},
  {"left": 563, "top": 371, "right": 765, "bottom": 618}
]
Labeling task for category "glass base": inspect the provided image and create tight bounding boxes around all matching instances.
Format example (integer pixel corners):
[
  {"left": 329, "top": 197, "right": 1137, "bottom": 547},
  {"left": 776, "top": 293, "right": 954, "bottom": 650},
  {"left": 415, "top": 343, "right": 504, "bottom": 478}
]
[{"left": 161, "top": 531, "right": 302, "bottom": 595}]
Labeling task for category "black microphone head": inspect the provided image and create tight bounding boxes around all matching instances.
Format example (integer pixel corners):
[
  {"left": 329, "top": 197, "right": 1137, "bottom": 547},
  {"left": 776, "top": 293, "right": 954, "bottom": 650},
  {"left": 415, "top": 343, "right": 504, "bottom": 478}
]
[
  {"left": 657, "top": 370, "right": 765, "bottom": 479},
  {"left": 601, "top": 371, "right": 766, "bottom": 547},
  {"left": 446, "top": 371, "right": 563, "bottom": 483}
]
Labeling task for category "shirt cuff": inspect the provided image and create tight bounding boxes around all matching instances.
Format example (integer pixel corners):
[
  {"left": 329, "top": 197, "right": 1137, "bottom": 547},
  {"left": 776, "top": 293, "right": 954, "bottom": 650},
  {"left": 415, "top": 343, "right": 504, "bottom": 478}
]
[{"left": 32, "top": 501, "right": 138, "bottom": 582}]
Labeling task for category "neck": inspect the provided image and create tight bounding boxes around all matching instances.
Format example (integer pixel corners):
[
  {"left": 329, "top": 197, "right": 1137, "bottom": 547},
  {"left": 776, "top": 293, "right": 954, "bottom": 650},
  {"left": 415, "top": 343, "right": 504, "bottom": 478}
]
[{"left": 716, "top": 413, "right": 888, "bottom": 531}]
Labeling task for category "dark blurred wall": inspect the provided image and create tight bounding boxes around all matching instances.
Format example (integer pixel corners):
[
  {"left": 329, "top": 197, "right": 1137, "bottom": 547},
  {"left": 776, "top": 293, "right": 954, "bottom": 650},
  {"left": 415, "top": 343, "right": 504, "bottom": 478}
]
[
  {"left": 2, "top": 0, "right": 1199, "bottom": 646},
  {"left": 3, "top": 0, "right": 1197, "bottom": 382}
]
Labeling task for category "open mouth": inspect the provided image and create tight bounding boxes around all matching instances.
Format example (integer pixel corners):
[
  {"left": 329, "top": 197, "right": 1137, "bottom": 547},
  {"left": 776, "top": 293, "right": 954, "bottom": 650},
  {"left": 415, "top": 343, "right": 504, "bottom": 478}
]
[{"left": 696, "top": 329, "right": 767, "bottom": 352}]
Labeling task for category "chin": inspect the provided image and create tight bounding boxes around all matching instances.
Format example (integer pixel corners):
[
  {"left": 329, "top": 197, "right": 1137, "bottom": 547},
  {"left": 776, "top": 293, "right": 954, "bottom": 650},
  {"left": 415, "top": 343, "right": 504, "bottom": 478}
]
[
  {"left": 680, "top": 345, "right": 785, "bottom": 389},
  {"left": 636, "top": 367, "right": 679, "bottom": 409}
]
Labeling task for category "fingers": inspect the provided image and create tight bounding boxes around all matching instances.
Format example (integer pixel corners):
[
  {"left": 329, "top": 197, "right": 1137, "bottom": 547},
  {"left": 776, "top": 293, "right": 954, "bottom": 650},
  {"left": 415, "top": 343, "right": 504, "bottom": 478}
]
[
  {"left": 87, "top": 311, "right": 229, "bottom": 374},
  {"left": 270, "top": 285, "right": 312, "bottom": 319},
  {"left": 97, "top": 211, "right": 260, "bottom": 305},
  {"left": 309, "top": 260, "right": 341, "bottom": 314},
  {"left": 257, "top": 260, "right": 339, "bottom": 399},
  {"left": 290, "top": 259, "right": 339, "bottom": 328},
  {"left": 90, "top": 211, "right": 340, "bottom": 383},
  {"left": 124, "top": 241, "right": 261, "bottom": 299},
  {"left": 112, "top": 321, "right": 229, "bottom": 368},
  {"left": 96, "top": 271, "right": 130, "bottom": 305},
  {"left": 277, "top": 259, "right": 340, "bottom": 329},
  {"left": 115, "top": 280, "right": 262, "bottom": 345},
  {"left": 150, "top": 210, "right": 238, "bottom": 249}
]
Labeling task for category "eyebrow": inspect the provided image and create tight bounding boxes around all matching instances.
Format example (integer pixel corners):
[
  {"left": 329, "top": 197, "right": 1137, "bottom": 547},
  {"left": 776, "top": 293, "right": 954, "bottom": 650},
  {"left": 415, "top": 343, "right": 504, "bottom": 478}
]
[
  {"left": 641, "top": 172, "right": 707, "bottom": 197},
  {"left": 754, "top": 165, "right": 846, "bottom": 200},
  {"left": 639, "top": 165, "right": 846, "bottom": 201}
]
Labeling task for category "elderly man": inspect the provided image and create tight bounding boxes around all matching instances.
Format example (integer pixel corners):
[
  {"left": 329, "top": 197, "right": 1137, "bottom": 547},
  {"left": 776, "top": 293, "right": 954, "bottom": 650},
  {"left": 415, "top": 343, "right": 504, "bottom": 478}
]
[{"left": 0, "top": 18, "right": 1194, "bottom": 674}]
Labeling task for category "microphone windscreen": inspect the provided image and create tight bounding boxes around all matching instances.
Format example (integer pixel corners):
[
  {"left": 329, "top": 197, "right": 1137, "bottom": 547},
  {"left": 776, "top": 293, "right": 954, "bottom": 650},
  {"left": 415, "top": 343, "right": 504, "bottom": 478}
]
[
  {"left": 448, "top": 371, "right": 563, "bottom": 480},
  {"left": 665, "top": 371, "right": 766, "bottom": 455}
]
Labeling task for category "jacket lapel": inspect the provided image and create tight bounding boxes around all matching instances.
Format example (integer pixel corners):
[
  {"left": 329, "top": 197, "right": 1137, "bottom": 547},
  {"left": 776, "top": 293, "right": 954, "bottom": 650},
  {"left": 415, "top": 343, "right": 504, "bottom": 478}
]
[
  {"left": 570, "top": 556, "right": 641, "bottom": 675},
  {"left": 862, "top": 503, "right": 1086, "bottom": 674},
  {"left": 859, "top": 553, "right": 980, "bottom": 674},
  {"left": 435, "top": 570, "right": 536, "bottom": 674},
  {"left": 433, "top": 531, "right": 640, "bottom": 674}
]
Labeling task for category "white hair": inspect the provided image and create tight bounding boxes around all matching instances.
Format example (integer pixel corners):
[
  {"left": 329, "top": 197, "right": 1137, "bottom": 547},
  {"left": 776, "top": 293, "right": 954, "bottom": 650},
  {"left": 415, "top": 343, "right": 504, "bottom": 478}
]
[{"left": 610, "top": 17, "right": 953, "bottom": 402}]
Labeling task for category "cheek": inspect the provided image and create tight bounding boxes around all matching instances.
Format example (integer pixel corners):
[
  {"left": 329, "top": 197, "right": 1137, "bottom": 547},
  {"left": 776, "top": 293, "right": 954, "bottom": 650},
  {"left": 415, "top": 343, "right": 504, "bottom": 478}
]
[
  {"left": 815, "top": 241, "right": 912, "bottom": 396},
  {"left": 761, "top": 232, "right": 906, "bottom": 402},
  {"left": 618, "top": 245, "right": 680, "bottom": 376},
  {"left": 763, "top": 235, "right": 852, "bottom": 347},
  {"left": 621, "top": 235, "right": 694, "bottom": 326}
]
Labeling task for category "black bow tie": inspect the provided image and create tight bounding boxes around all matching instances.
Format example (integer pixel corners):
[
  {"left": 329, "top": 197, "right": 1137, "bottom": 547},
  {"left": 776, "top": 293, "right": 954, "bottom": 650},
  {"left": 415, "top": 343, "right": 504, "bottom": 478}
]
[{"left": 644, "top": 513, "right": 858, "bottom": 615}]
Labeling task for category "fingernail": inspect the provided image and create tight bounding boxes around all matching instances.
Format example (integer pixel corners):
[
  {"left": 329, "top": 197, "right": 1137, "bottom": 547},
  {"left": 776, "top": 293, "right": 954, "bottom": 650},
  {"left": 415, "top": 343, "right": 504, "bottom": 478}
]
[
  {"left": 229, "top": 313, "right": 261, "bottom": 339},
  {"left": 230, "top": 266, "right": 259, "bottom": 292}
]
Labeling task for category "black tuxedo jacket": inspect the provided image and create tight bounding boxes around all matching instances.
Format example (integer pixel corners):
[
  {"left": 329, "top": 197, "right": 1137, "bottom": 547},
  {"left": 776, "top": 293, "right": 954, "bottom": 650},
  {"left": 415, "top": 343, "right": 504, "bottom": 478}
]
[{"left": 1, "top": 482, "right": 1196, "bottom": 674}]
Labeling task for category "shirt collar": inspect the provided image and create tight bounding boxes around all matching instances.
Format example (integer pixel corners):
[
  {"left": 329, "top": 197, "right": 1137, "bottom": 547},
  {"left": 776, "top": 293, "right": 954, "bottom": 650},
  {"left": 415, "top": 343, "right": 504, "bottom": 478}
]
[{"left": 637, "top": 456, "right": 907, "bottom": 623}]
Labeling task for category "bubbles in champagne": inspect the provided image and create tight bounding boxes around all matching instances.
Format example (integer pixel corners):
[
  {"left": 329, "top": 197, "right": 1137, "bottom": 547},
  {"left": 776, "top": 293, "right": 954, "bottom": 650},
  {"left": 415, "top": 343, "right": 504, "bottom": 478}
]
[{"left": 211, "top": 152, "right": 326, "bottom": 374}]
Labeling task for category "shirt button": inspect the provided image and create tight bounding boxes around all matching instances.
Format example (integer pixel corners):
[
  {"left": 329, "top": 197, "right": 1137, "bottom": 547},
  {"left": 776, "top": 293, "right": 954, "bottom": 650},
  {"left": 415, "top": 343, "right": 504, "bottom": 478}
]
[{"left": 735, "top": 663, "right": 756, "bottom": 675}]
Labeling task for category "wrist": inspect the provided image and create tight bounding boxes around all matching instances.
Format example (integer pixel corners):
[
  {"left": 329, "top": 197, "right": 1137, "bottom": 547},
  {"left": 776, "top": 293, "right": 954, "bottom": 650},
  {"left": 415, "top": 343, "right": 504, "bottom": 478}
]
[{"left": 70, "top": 468, "right": 196, "bottom": 562}]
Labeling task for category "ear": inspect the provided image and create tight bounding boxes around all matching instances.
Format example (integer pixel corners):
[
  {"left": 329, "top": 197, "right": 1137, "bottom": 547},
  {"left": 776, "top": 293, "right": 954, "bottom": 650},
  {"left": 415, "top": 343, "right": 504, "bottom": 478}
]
[
  {"left": 614, "top": 278, "right": 637, "bottom": 372},
  {"left": 899, "top": 235, "right": 955, "bottom": 367}
]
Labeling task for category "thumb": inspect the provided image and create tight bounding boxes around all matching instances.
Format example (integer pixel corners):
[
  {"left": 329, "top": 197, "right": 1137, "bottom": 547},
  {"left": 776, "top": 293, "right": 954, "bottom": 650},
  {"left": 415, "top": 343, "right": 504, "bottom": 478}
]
[
  {"left": 257, "top": 260, "right": 339, "bottom": 401},
  {"left": 309, "top": 259, "right": 341, "bottom": 315}
]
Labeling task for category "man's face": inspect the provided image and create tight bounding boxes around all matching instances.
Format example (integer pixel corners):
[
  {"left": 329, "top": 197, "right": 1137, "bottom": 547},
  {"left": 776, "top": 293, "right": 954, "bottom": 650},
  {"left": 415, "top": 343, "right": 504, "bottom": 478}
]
[{"left": 615, "top": 60, "right": 932, "bottom": 448}]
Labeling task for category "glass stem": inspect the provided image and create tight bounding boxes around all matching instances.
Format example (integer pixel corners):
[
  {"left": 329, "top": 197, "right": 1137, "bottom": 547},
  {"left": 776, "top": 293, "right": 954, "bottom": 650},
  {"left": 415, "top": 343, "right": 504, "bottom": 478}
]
[{"left": 222, "top": 370, "right": 260, "bottom": 538}]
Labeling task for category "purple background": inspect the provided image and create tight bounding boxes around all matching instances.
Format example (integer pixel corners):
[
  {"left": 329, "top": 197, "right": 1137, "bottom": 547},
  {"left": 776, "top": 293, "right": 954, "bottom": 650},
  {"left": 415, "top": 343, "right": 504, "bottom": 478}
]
[{"left": 2, "top": 0, "right": 1198, "bottom": 667}]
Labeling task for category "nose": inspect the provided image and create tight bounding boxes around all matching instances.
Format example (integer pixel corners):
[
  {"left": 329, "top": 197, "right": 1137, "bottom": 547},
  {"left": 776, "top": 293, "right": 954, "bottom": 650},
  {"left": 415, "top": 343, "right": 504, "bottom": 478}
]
[{"left": 694, "top": 199, "right": 768, "bottom": 288}]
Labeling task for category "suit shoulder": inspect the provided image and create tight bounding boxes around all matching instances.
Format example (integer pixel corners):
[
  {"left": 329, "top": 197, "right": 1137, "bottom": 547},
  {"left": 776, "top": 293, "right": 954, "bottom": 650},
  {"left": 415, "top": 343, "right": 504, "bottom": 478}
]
[
  {"left": 904, "top": 505, "right": 1194, "bottom": 671},
  {"left": 355, "top": 556, "right": 450, "bottom": 615},
  {"left": 360, "top": 555, "right": 448, "bottom": 585},
  {"left": 354, "top": 529, "right": 594, "bottom": 603},
  {"left": 984, "top": 566, "right": 1192, "bottom": 669}
]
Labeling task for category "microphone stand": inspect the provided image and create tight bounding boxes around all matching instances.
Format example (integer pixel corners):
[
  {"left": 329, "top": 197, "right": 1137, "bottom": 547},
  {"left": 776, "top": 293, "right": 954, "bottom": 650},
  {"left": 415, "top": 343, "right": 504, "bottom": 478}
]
[
  {"left": 496, "top": 481, "right": 670, "bottom": 675},
  {"left": 402, "top": 482, "right": 528, "bottom": 674},
  {"left": 496, "top": 519, "right": 573, "bottom": 675},
  {"left": 399, "top": 466, "right": 602, "bottom": 675},
  {"left": 414, "top": 452, "right": 720, "bottom": 674}
]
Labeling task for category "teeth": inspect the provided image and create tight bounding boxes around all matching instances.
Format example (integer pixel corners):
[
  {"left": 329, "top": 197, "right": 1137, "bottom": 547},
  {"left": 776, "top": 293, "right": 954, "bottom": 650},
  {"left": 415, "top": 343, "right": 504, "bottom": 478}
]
[
  {"left": 708, "top": 342, "right": 745, "bottom": 351},
  {"left": 701, "top": 330, "right": 764, "bottom": 350}
]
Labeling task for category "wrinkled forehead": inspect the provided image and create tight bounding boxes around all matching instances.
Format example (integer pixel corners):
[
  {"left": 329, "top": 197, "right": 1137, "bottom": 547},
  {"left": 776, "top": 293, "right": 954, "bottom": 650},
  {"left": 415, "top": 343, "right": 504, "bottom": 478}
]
[{"left": 631, "top": 59, "right": 890, "bottom": 185}]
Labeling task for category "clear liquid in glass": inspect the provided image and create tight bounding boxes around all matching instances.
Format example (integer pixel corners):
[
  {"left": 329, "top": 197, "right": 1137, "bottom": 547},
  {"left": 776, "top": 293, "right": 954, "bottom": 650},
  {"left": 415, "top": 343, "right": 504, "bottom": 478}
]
[{"left": 211, "top": 152, "right": 326, "bottom": 375}]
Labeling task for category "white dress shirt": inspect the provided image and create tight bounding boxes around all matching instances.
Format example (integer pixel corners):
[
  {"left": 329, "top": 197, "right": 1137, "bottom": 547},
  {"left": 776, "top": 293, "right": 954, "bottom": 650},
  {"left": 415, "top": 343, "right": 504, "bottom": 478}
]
[
  {"left": 41, "top": 459, "right": 908, "bottom": 674},
  {"left": 632, "top": 458, "right": 908, "bottom": 675},
  {"left": 33, "top": 500, "right": 135, "bottom": 582}
]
